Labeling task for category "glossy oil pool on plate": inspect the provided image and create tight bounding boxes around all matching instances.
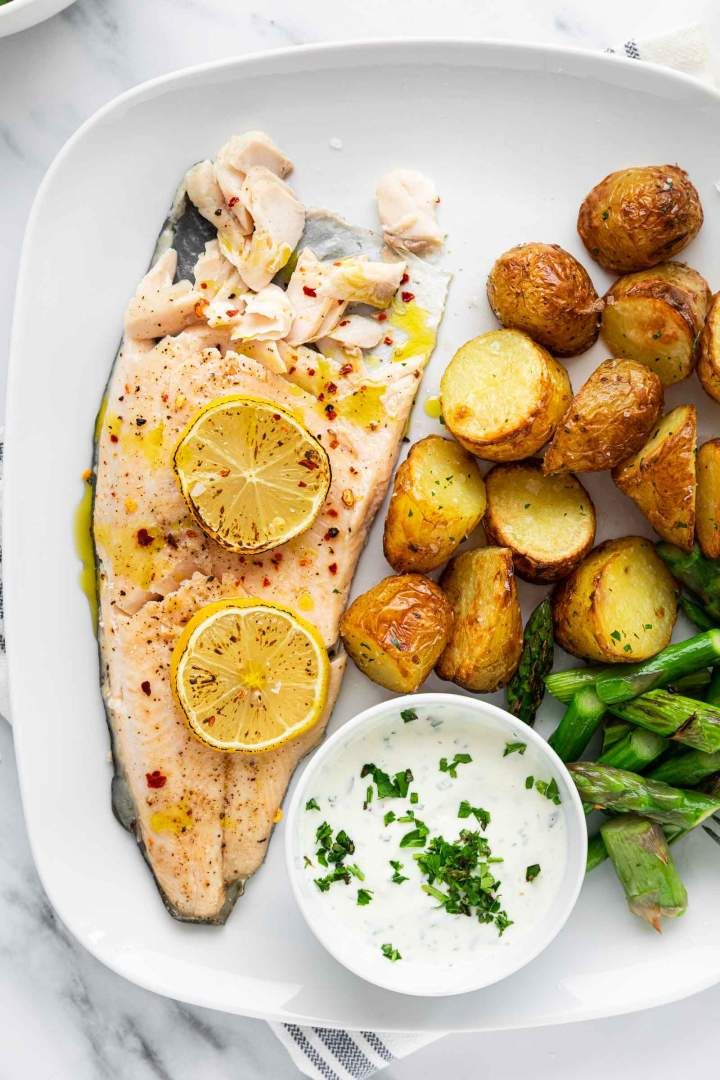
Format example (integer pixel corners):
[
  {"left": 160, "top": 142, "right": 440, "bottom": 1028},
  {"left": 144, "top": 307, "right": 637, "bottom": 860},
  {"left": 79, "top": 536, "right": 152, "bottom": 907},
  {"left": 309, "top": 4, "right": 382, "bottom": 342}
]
[{"left": 6, "top": 41, "right": 720, "bottom": 1030}]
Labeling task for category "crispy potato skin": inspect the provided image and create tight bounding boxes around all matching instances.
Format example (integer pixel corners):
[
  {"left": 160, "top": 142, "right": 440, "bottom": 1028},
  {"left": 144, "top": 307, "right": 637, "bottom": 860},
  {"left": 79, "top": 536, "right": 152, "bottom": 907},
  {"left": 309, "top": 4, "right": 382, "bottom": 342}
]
[
  {"left": 486, "top": 243, "right": 601, "bottom": 357},
  {"left": 601, "top": 262, "right": 710, "bottom": 386},
  {"left": 543, "top": 358, "right": 664, "bottom": 474},
  {"left": 695, "top": 438, "right": 720, "bottom": 558},
  {"left": 436, "top": 547, "right": 522, "bottom": 692},
  {"left": 577, "top": 165, "right": 703, "bottom": 273},
  {"left": 552, "top": 537, "right": 678, "bottom": 663},
  {"left": 383, "top": 436, "right": 486, "bottom": 573},
  {"left": 483, "top": 460, "right": 596, "bottom": 582},
  {"left": 340, "top": 574, "right": 453, "bottom": 693},
  {"left": 441, "top": 330, "right": 572, "bottom": 462},
  {"left": 699, "top": 292, "right": 720, "bottom": 404},
  {"left": 612, "top": 405, "right": 697, "bottom": 551}
]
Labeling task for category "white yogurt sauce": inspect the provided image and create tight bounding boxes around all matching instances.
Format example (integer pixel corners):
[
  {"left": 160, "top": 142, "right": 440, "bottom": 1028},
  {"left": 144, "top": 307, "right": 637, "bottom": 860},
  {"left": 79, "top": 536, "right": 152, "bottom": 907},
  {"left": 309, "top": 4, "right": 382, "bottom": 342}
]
[{"left": 296, "top": 708, "right": 568, "bottom": 976}]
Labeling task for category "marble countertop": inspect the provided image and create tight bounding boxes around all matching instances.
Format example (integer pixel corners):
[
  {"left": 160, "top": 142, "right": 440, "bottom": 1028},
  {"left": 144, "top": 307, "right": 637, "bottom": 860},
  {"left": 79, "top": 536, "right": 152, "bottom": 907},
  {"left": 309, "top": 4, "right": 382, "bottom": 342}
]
[{"left": 2, "top": 1, "right": 720, "bottom": 1077}]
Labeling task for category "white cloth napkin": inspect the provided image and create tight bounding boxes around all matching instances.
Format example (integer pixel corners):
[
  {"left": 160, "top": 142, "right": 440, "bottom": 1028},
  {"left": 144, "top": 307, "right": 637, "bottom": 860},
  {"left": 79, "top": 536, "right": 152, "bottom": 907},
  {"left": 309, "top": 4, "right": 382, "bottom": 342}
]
[
  {"left": 269, "top": 25, "right": 716, "bottom": 1079},
  {"left": 0, "top": 24, "right": 714, "bottom": 1080}
]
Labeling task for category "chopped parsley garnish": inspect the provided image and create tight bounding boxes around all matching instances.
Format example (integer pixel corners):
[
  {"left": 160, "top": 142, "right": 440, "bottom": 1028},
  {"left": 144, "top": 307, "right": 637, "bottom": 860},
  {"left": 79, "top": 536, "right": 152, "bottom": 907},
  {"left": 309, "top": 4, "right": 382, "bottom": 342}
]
[
  {"left": 526, "top": 776, "right": 562, "bottom": 805},
  {"left": 401, "top": 708, "right": 418, "bottom": 723},
  {"left": 361, "top": 762, "right": 413, "bottom": 799},
  {"left": 312, "top": 822, "right": 361, "bottom": 891},
  {"left": 503, "top": 741, "right": 527, "bottom": 757},
  {"left": 458, "top": 801, "right": 491, "bottom": 829},
  {"left": 415, "top": 830, "right": 512, "bottom": 935},
  {"left": 305, "top": 797, "right": 320, "bottom": 811},
  {"left": 381, "top": 943, "right": 402, "bottom": 962},
  {"left": 439, "top": 753, "right": 472, "bottom": 779},
  {"left": 303, "top": 855, "right": 312, "bottom": 868},
  {"left": 610, "top": 629, "right": 622, "bottom": 642},
  {"left": 399, "top": 816, "right": 430, "bottom": 848},
  {"left": 357, "top": 888, "right": 373, "bottom": 906},
  {"left": 526, "top": 864, "right": 541, "bottom": 883},
  {"left": 390, "top": 859, "right": 409, "bottom": 884},
  {"left": 363, "top": 785, "right": 373, "bottom": 810},
  {"left": 410, "top": 791, "right": 419, "bottom": 805},
  {"left": 384, "top": 810, "right": 396, "bottom": 826}
]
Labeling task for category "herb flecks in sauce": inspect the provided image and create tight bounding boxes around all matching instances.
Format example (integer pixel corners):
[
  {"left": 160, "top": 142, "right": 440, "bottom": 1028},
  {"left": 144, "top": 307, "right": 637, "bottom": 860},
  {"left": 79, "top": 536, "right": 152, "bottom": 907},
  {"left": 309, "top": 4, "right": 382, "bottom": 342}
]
[
  {"left": 416, "top": 830, "right": 513, "bottom": 935},
  {"left": 381, "top": 943, "right": 402, "bottom": 962},
  {"left": 526, "top": 864, "right": 541, "bottom": 883},
  {"left": 458, "top": 801, "right": 491, "bottom": 829},
  {"left": 439, "top": 753, "right": 472, "bottom": 779},
  {"left": 305, "top": 797, "right": 320, "bottom": 811},
  {"left": 361, "top": 762, "right": 413, "bottom": 798},
  {"left": 503, "top": 741, "right": 527, "bottom": 757}
]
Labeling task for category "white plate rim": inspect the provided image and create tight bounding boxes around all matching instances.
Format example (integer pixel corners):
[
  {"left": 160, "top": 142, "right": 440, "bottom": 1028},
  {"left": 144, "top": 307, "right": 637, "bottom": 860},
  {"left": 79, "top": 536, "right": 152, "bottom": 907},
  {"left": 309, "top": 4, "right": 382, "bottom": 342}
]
[{"left": 6, "top": 38, "right": 720, "bottom": 1029}]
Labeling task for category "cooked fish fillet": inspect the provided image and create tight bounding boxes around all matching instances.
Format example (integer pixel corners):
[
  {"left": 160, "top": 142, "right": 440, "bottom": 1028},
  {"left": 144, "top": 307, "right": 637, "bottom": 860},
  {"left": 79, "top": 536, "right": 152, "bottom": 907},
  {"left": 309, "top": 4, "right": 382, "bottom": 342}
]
[{"left": 94, "top": 188, "right": 449, "bottom": 922}]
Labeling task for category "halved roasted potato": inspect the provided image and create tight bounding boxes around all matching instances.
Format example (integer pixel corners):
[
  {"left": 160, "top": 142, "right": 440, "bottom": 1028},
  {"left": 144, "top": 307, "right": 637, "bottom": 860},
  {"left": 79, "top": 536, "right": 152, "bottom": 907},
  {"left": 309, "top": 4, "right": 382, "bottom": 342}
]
[
  {"left": 441, "top": 329, "right": 572, "bottom": 462},
  {"left": 383, "top": 436, "right": 486, "bottom": 573},
  {"left": 601, "top": 262, "right": 710, "bottom": 386},
  {"left": 340, "top": 574, "right": 453, "bottom": 693},
  {"left": 486, "top": 243, "right": 601, "bottom": 357},
  {"left": 577, "top": 165, "right": 703, "bottom": 273},
  {"left": 436, "top": 547, "right": 522, "bottom": 692},
  {"left": 612, "top": 405, "right": 697, "bottom": 551},
  {"left": 483, "top": 460, "right": 596, "bottom": 582},
  {"left": 552, "top": 536, "right": 678, "bottom": 663},
  {"left": 696, "top": 438, "right": 720, "bottom": 559},
  {"left": 698, "top": 292, "right": 720, "bottom": 404},
  {"left": 543, "top": 358, "right": 664, "bottom": 474}
]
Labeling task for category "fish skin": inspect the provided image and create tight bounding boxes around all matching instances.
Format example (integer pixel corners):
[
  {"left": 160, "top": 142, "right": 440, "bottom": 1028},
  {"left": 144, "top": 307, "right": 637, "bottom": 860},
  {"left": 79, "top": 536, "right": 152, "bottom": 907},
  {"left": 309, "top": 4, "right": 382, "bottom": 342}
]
[{"left": 94, "top": 190, "right": 449, "bottom": 923}]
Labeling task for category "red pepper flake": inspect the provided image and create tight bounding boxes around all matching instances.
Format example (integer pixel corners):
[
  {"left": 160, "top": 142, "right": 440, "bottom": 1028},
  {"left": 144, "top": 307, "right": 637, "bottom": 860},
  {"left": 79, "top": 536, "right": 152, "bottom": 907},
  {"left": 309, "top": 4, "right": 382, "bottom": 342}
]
[
  {"left": 226, "top": 308, "right": 239, "bottom": 317},
  {"left": 339, "top": 363, "right": 353, "bottom": 376},
  {"left": 288, "top": 365, "right": 296, "bottom": 374},
  {"left": 200, "top": 281, "right": 208, "bottom": 290},
  {"left": 384, "top": 336, "right": 393, "bottom": 346},
  {"left": 339, "top": 319, "right": 349, "bottom": 327},
  {"left": 165, "top": 533, "right": 178, "bottom": 550},
  {"left": 227, "top": 196, "right": 239, "bottom": 208},
  {"left": 377, "top": 311, "right": 388, "bottom": 322},
  {"left": 307, "top": 367, "right": 316, "bottom": 376},
  {"left": 262, "top": 576, "right": 271, "bottom": 587},
  {"left": 303, "top": 285, "right": 317, "bottom": 297},
  {"left": 326, "top": 381, "right": 338, "bottom": 394},
  {"left": 401, "top": 291, "right": 415, "bottom": 304},
  {"left": 327, "top": 508, "right": 339, "bottom": 518},
  {"left": 270, "top": 552, "right": 283, "bottom": 566},
  {"left": 324, "top": 527, "right": 340, "bottom": 540},
  {"left": 329, "top": 435, "right": 339, "bottom": 449},
  {"left": 299, "top": 459, "right": 319, "bottom": 471},
  {"left": 141, "top": 680, "right": 152, "bottom": 696},
  {"left": 146, "top": 770, "right": 167, "bottom": 789},
  {"left": 400, "top": 272, "right": 410, "bottom": 285},
  {"left": 328, "top": 563, "right": 338, "bottom": 575},
  {"left": 325, "top": 404, "right": 337, "bottom": 420},
  {"left": 136, "top": 528, "right": 153, "bottom": 547},
  {"left": 186, "top": 529, "right": 198, "bottom": 539},
  {"left": 110, "top": 434, "right": 119, "bottom": 443},
  {"left": 298, "top": 480, "right": 307, "bottom": 488},
  {"left": 272, "top": 413, "right": 281, "bottom": 420},
  {"left": 194, "top": 299, "right": 208, "bottom": 318}
]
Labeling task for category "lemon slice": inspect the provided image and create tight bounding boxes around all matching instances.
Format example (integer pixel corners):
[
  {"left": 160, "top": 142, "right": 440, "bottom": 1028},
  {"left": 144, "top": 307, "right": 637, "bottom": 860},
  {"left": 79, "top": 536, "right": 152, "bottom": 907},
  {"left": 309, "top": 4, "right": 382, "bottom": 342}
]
[
  {"left": 174, "top": 396, "right": 331, "bottom": 553},
  {"left": 171, "top": 597, "right": 329, "bottom": 753}
]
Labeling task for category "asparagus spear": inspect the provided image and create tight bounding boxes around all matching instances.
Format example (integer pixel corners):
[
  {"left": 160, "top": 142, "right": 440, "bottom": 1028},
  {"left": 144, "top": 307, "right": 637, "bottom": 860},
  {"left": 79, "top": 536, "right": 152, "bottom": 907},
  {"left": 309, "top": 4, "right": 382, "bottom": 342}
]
[
  {"left": 602, "top": 719, "right": 631, "bottom": 753},
  {"left": 657, "top": 543, "right": 720, "bottom": 620},
  {"left": 679, "top": 594, "right": 717, "bottom": 632},
  {"left": 707, "top": 667, "right": 720, "bottom": 708},
  {"left": 586, "top": 832, "right": 610, "bottom": 872},
  {"left": 506, "top": 598, "right": 554, "bottom": 726},
  {"left": 548, "top": 686, "right": 605, "bottom": 762},
  {"left": 569, "top": 762, "right": 720, "bottom": 830},
  {"left": 608, "top": 690, "right": 720, "bottom": 753},
  {"left": 595, "top": 630, "right": 720, "bottom": 704},
  {"left": 547, "top": 645, "right": 715, "bottom": 706},
  {"left": 648, "top": 748, "right": 720, "bottom": 787},
  {"left": 600, "top": 815, "right": 687, "bottom": 930},
  {"left": 671, "top": 670, "right": 712, "bottom": 698},
  {"left": 599, "top": 728, "right": 668, "bottom": 772}
]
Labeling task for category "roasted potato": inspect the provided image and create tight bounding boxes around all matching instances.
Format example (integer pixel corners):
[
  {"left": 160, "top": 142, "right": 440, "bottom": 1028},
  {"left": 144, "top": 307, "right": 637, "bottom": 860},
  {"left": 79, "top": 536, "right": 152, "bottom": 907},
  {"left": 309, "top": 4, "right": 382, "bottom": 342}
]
[
  {"left": 340, "top": 574, "right": 453, "bottom": 692},
  {"left": 483, "top": 461, "right": 596, "bottom": 583},
  {"left": 694, "top": 438, "right": 720, "bottom": 558},
  {"left": 543, "top": 358, "right": 664, "bottom": 474},
  {"left": 577, "top": 165, "right": 703, "bottom": 273},
  {"left": 486, "top": 243, "right": 601, "bottom": 357},
  {"left": 601, "top": 262, "right": 710, "bottom": 386},
  {"left": 383, "top": 436, "right": 486, "bottom": 573},
  {"left": 436, "top": 547, "right": 522, "bottom": 692},
  {"left": 698, "top": 292, "right": 720, "bottom": 403},
  {"left": 612, "top": 405, "right": 697, "bottom": 551},
  {"left": 441, "top": 330, "right": 572, "bottom": 462},
  {"left": 552, "top": 536, "right": 678, "bottom": 663}
]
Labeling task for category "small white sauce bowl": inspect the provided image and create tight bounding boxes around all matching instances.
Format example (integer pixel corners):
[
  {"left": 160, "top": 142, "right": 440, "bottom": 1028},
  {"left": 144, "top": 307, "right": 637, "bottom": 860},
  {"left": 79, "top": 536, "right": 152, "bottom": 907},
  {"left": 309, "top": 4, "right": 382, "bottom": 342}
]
[{"left": 285, "top": 692, "right": 587, "bottom": 997}]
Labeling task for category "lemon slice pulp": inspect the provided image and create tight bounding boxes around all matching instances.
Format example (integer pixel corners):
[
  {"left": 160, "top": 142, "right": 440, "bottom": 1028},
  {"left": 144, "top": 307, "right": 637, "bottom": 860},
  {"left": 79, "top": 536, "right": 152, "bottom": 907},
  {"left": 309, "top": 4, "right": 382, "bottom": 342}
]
[
  {"left": 174, "top": 396, "right": 331, "bottom": 553},
  {"left": 171, "top": 598, "right": 329, "bottom": 753}
]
